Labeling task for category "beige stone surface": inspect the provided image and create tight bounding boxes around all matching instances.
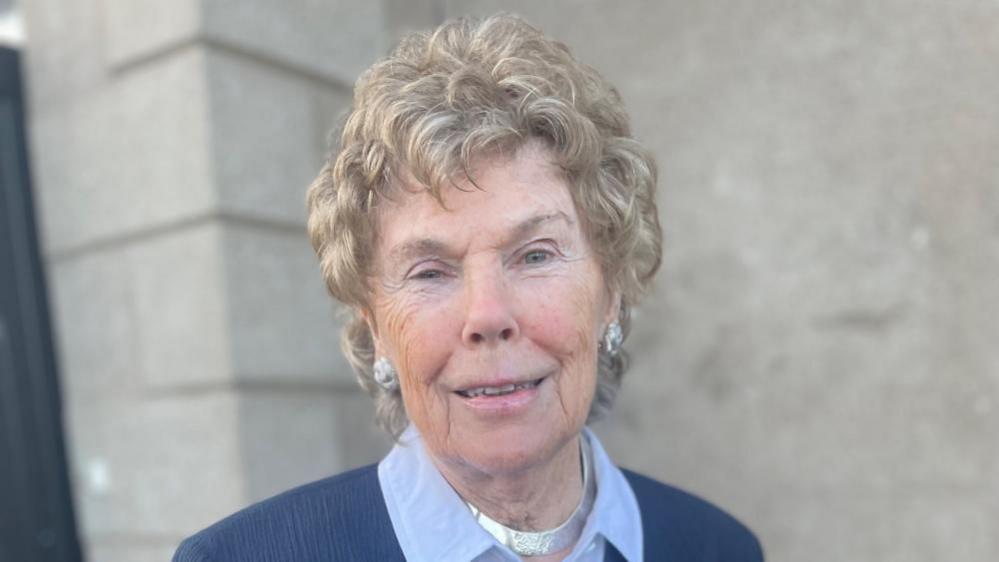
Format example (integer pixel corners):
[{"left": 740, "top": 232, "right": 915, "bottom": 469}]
[
  {"left": 22, "top": 1, "right": 999, "bottom": 561},
  {"left": 102, "top": 0, "right": 201, "bottom": 67},
  {"left": 24, "top": 0, "right": 377, "bottom": 557},
  {"left": 206, "top": 48, "right": 351, "bottom": 226},
  {"left": 220, "top": 222, "right": 354, "bottom": 386},
  {"left": 20, "top": 0, "right": 108, "bottom": 110},
  {"left": 65, "top": 394, "right": 244, "bottom": 537},
  {"left": 27, "top": 47, "right": 216, "bottom": 255},
  {"left": 131, "top": 224, "right": 232, "bottom": 389},
  {"left": 47, "top": 246, "right": 147, "bottom": 402},
  {"left": 201, "top": 0, "right": 383, "bottom": 85},
  {"left": 449, "top": 2, "right": 999, "bottom": 560},
  {"left": 48, "top": 223, "right": 237, "bottom": 392},
  {"left": 238, "top": 389, "right": 391, "bottom": 503},
  {"left": 327, "top": 388, "right": 394, "bottom": 471}
]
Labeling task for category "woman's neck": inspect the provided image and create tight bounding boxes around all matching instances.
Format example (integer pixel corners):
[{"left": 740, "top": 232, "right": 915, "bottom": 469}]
[{"left": 437, "top": 436, "right": 584, "bottom": 532}]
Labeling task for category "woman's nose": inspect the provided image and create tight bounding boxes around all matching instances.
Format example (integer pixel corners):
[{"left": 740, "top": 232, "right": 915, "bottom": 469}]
[{"left": 461, "top": 273, "right": 519, "bottom": 347}]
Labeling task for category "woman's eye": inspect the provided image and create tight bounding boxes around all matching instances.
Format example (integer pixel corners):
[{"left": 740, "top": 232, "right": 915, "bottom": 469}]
[
  {"left": 523, "top": 250, "right": 550, "bottom": 264},
  {"left": 412, "top": 269, "right": 443, "bottom": 280}
]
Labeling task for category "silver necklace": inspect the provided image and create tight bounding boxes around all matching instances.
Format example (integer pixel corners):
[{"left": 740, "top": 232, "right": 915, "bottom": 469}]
[{"left": 465, "top": 437, "right": 596, "bottom": 557}]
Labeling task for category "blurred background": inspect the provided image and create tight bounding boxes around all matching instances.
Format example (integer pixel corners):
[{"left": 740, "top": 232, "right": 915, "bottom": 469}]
[{"left": 1, "top": 0, "right": 997, "bottom": 561}]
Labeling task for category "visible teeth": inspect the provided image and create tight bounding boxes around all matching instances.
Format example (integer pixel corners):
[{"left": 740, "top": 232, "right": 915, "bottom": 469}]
[
  {"left": 460, "top": 379, "right": 539, "bottom": 398},
  {"left": 483, "top": 384, "right": 516, "bottom": 396}
]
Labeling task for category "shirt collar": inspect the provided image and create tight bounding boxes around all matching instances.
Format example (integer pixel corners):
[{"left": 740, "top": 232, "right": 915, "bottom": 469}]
[
  {"left": 378, "top": 425, "right": 498, "bottom": 561},
  {"left": 378, "top": 425, "right": 644, "bottom": 562},
  {"left": 579, "top": 427, "right": 644, "bottom": 562}
]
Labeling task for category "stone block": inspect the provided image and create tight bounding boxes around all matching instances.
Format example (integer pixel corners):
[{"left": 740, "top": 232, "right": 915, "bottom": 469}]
[
  {"left": 46, "top": 248, "right": 145, "bottom": 403},
  {"left": 47, "top": 223, "right": 231, "bottom": 393},
  {"left": 220, "top": 222, "right": 354, "bottom": 386},
  {"left": 201, "top": 0, "right": 383, "bottom": 85},
  {"left": 205, "top": 49, "right": 350, "bottom": 226},
  {"left": 131, "top": 223, "right": 232, "bottom": 390},
  {"left": 237, "top": 389, "right": 390, "bottom": 503},
  {"left": 50, "top": 218, "right": 352, "bottom": 393},
  {"left": 238, "top": 391, "right": 341, "bottom": 502},
  {"left": 329, "top": 388, "right": 393, "bottom": 470},
  {"left": 20, "top": 0, "right": 108, "bottom": 110},
  {"left": 760, "top": 491, "right": 997, "bottom": 562},
  {"left": 29, "top": 47, "right": 216, "bottom": 255},
  {"left": 66, "top": 393, "right": 244, "bottom": 538},
  {"left": 102, "top": 0, "right": 201, "bottom": 68}
]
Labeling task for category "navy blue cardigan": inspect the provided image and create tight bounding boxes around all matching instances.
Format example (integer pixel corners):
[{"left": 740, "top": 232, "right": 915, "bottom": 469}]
[{"left": 173, "top": 464, "right": 763, "bottom": 561}]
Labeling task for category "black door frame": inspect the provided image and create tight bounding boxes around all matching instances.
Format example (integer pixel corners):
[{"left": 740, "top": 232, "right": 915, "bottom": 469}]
[{"left": 0, "top": 45, "right": 83, "bottom": 562}]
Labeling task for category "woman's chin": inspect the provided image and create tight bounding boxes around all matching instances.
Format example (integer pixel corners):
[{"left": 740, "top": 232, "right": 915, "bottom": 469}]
[{"left": 447, "top": 422, "right": 576, "bottom": 478}]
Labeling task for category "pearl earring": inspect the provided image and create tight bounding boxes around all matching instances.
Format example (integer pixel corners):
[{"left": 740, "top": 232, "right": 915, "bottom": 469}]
[
  {"left": 602, "top": 322, "right": 623, "bottom": 357},
  {"left": 373, "top": 357, "right": 399, "bottom": 391}
]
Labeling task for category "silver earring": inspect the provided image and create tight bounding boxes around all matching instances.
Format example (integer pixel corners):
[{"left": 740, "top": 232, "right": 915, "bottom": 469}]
[
  {"left": 602, "top": 322, "right": 623, "bottom": 357},
  {"left": 373, "top": 357, "right": 399, "bottom": 391}
]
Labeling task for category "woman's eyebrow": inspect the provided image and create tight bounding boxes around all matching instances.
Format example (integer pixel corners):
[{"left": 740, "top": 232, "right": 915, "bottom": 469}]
[
  {"left": 510, "top": 211, "right": 575, "bottom": 242},
  {"left": 388, "top": 238, "right": 453, "bottom": 264}
]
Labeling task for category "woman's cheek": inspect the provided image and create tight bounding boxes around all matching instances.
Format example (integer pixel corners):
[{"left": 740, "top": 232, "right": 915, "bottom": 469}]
[
  {"left": 528, "top": 275, "right": 602, "bottom": 353},
  {"left": 521, "top": 299, "right": 570, "bottom": 354},
  {"left": 388, "top": 295, "right": 455, "bottom": 388},
  {"left": 376, "top": 296, "right": 421, "bottom": 374}
]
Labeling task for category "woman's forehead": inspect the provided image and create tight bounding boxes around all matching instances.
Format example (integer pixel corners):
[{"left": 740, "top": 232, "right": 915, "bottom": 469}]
[
  {"left": 373, "top": 150, "right": 581, "bottom": 258},
  {"left": 390, "top": 141, "right": 569, "bottom": 204},
  {"left": 377, "top": 192, "right": 579, "bottom": 256}
]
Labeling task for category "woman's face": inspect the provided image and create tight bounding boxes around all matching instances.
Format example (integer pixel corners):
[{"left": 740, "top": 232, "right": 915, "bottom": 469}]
[{"left": 368, "top": 142, "right": 618, "bottom": 477}]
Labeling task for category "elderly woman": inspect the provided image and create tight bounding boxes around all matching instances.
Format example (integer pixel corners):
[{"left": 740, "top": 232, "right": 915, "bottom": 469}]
[{"left": 175, "top": 14, "right": 761, "bottom": 562}]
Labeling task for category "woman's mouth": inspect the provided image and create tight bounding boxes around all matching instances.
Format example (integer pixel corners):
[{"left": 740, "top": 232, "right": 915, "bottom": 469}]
[{"left": 455, "top": 377, "right": 546, "bottom": 398}]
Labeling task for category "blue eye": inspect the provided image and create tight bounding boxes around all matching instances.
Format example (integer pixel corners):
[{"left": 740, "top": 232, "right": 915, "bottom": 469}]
[
  {"left": 412, "top": 269, "right": 443, "bottom": 280},
  {"left": 523, "top": 250, "right": 550, "bottom": 264}
]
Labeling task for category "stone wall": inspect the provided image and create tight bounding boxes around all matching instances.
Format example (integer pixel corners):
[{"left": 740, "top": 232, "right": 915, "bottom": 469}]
[
  {"left": 452, "top": 3, "right": 998, "bottom": 561},
  {"left": 23, "top": 1, "right": 997, "bottom": 561},
  {"left": 22, "top": 1, "right": 410, "bottom": 560}
]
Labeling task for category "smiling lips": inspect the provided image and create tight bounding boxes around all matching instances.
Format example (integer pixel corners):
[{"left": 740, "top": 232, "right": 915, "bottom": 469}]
[{"left": 455, "top": 377, "right": 546, "bottom": 398}]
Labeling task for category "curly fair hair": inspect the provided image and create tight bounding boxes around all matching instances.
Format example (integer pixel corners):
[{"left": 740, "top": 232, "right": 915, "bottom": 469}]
[{"left": 307, "top": 13, "right": 662, "bottom": 438}]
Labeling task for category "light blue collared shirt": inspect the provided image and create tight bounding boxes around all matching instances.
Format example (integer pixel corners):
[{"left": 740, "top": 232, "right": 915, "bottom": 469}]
[{"left": 378, "top": 426, "right": 643, "bottom": 562}]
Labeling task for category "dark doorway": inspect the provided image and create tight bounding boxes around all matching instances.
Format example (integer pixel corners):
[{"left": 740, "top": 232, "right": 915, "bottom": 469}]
[{"left": 0, "top": 46, "right": 83, "bottom": 562}]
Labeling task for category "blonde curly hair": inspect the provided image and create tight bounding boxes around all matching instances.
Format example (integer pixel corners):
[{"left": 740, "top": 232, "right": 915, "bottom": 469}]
[{"left": 307, "top": 13, "right": 662, "bottom": 438}]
